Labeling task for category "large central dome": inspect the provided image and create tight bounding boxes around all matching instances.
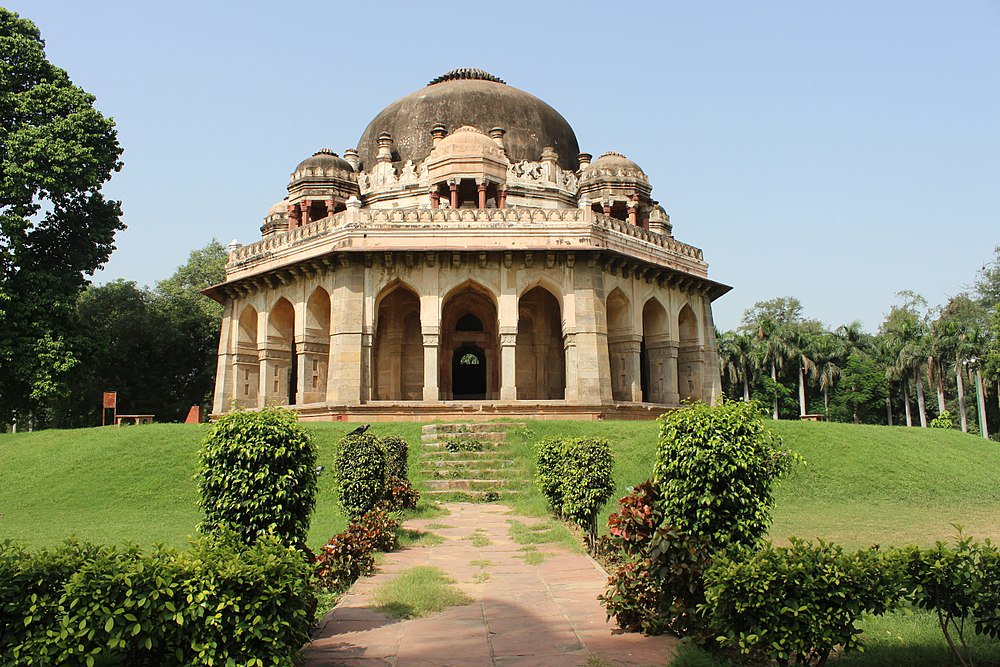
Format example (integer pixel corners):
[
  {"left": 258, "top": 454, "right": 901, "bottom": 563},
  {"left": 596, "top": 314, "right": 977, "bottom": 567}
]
[{"left": 357, "top": 68, "right": 580, "bottom": 172}]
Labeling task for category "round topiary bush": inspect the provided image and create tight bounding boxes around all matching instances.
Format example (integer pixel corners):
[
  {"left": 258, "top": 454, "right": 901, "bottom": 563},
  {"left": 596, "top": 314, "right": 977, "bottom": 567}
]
[
  {"left": 335, "top": 432, "right": 387, "bottom": 520},
  {"left": 380, "top": 435, "right": 410, "bottom": 480},
  {"left": 561, "top": 437, "right": 615, "bottom": 551},
  {"left": 654, "top": 399, "right": 793, "bottom": 551},
  {"left": 196, "top": 407, "right": 317, "bottom": 547}
]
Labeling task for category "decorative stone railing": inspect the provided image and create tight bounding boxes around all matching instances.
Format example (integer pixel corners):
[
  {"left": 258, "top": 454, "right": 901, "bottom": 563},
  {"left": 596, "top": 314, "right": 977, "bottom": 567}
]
[{"left": 226, "top": 206, "right": 707, "bottom": 279}]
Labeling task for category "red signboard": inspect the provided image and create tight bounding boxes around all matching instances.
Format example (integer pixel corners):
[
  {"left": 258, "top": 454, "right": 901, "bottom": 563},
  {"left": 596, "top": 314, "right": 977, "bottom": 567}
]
[{"left": 103, "top": 391, "right": 117, "bottom": 409}]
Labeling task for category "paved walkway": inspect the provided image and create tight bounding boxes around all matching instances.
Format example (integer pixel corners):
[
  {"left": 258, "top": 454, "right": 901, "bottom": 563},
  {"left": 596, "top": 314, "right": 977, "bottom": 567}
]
[{"left": 304, "top": 503, "right": 676, "bottom": 666}]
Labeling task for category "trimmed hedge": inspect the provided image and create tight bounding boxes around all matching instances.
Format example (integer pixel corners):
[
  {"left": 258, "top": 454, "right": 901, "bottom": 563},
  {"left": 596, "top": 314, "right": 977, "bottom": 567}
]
[
  {"left": 701, "top": 540, "right": 903, "bottom": 665},
  {"left": 535, "top": 436, "right": 615, "bottom": 552},
  {"left": 334, "top": 432, "right": 387, "bottom": 520},
  {"left": 315, "top": 509, "right": 400, "bottom": 592},
  {"left": 196, "top": 406, "right": 317, "bottom": 547},
  {"left": 0, "top": 534, "right": 314, "bottom": 666},
  {"left": 381, "top": 435, "right": 410, "bottom": 480}
]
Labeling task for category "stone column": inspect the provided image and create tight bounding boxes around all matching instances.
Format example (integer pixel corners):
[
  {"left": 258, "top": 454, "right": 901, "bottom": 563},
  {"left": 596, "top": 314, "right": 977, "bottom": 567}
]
[
  {"left": 498, "top": 187, "right": 507, "bottom": 209},
  {"left": 212, "top": 300, "right": 235, "bottom": 414},
  {"left": 499, "top": 262, "right": 518, "bottom": 401},
  {"left": 563, "top": 331, "right": 579, "bottom": 401},
  {"left": 288, "top": 203, "right": 300, "bottom": 230},
  {"left": 326, "top": 262, "right": 364, "bottom": 404},
  {"left": 325, "top": 199, "right": 336, "bottom": 218},
  {"left": 701, "top": 297, "right": 723, "bottom": 405},
  {"left": 645, "top": 334, "right": 670, "bottom": 404},
  {"left": 430, "top": 189, "right": 440, "bottom": 209},
  {"left": 500, "top": 331, "right": 517, "bottom": 401},
  {"left": 573, "top": 257, "right": 613, "bottom": 403},
  {"left": 664, "top": 345, "right": 680, "bottom": 405},
  {"left": 477, "top": 180, "right": 487, "bottom": 209},
  {"left": 448, "top": 180, "right": 459, "bottom": 209},
  {"left": 422, "top": 331, "right": 439, "bottom": 401},
  {"left": 300, "top": 199, "right": 312, "bottom": 226}
]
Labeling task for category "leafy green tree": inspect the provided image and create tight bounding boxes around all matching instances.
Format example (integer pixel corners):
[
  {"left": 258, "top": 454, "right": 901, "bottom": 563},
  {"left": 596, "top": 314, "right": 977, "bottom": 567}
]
[
  {"left": 717, "top": 329, "right": 755, "bottom": 402},
  {"left": 881, "top": 292, "right": 931, "bottom": 427},
  {"left": 0, "top": 9, "right": 123, "bottom": 427},
  {"left": 834, "top": 353, "right": 888, "bottom": 424},
  {"left": 811, "top": 333, "right": 843, "bottom": 418}
]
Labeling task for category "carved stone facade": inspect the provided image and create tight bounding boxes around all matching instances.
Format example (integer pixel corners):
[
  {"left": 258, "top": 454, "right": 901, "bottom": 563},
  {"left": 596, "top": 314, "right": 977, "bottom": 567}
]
[{"left": 206, "top": 69, "right": 730, "bottom": 421}]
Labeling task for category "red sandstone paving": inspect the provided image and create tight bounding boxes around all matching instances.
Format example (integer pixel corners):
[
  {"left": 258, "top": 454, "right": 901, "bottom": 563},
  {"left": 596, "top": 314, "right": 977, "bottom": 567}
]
[{"left": 303, "top": 503, "right": 675, "bottom": 666}]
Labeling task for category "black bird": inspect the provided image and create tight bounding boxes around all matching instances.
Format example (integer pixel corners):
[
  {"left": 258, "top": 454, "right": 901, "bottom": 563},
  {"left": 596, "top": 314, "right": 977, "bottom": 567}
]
[{"left": 346, "top": 424, "right": 370, "bottom": 436}]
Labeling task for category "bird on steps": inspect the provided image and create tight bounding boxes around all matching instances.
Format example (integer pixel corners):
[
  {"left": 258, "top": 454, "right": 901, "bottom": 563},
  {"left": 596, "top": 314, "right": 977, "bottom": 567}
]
[{"left": 346, "top": 424, "right": 370, "bottom": 436}]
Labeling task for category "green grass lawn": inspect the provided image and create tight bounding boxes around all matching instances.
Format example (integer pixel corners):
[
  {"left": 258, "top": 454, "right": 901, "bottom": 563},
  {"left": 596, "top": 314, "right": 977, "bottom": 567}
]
[{"left": 2, "top": 416, "right": 999, "bottom": 665}]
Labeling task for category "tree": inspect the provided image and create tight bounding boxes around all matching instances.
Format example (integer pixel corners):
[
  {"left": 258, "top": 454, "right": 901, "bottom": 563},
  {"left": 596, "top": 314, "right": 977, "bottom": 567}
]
[
  {"left": 741, "top": 298, "right": 804, "bottom": 420},
  {"left": 881, "top": 292, "right": 931, "bottom": 427},
  {"left": 836, "top": 353, "right": 888, "bottom": 424},
  {"left": 42, "top": 241, "right": 226, "bottom": 427},
  {"left": 0, "top": 9, "right": 123, "bottom": 426},
  {"left": 717, "top": 329, "right": 754, "bottom": 402},
  {"left": 810, "top": 333, "right": 843, "bottom": 418}
]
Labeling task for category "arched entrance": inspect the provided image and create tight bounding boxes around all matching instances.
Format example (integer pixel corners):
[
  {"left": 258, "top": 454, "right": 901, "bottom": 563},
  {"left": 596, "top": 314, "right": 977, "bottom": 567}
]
[
  {"left": 373, "top": 284, "right": 423, "bottom": 400},
  {"left": 677, "top": 303, "right": 702, "bottom": 401},
  {"left": 605, "top": 288, "right": 633, "bottom": 401},
  {"left": 641, "top": 298, "right": 669, "bottom": 403},
  {"left": 452, "top": 346, "right": 487, "bottom": 399},
  {"left": 266, "top": 298, "right": 296, "bottom": 405},
  {"left": 516, "top": 286, "right": 565, "bottom": 399},
  {"left": 235, "top": 304, "right": 259, "bottom": 408},
  {"left": 440, "top": 282, "right": 499, "bottom": 400}
]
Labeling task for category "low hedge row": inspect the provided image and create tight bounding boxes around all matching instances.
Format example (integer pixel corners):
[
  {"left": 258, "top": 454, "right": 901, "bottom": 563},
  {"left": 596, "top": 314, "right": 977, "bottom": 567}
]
[
  {"left": 0, "top": 533, "right": 314, "bottom": 666},
  {"left": 700, "top": 535, "right": 1000, "bottom": 666},
  {"left": 314, "top": 508, "right": 400, "bottom": 592},
  {"left": 334, "top": 432, "right": 418, "bottom": 519}
]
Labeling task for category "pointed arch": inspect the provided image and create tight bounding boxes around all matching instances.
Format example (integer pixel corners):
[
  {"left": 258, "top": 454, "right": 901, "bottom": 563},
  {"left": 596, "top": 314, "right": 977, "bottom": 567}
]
[
  {"left": 302, "top": 287, "right": 331, "bottom": 404},
  {"left": 677, "top": 303, "right": 702, "bottom": 401},
  {"left": 516, "top": 285, "right": 565, "bottom": 399},
  {"left": 235, "top": 304, "right": 259, "bottom": 407},
  {"left": 441, "top": 280, "right": 499, "bottom": 400},
  {"left": 373, "top": 281, "right": 423, "bottom": 401},
  {"left": 605, "top": 287, "right": 633, "bottom": 401},
  {"left": 265, "top": 297, "right": 296, "bottom": 405},
  {"left": 641, "top": 297, "right": 669, "bottom": 403}
]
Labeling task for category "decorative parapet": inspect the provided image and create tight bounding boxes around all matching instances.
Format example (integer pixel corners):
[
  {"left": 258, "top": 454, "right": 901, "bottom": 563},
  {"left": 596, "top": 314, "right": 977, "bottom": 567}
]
[{"left": 226, "top": 206, "right": 708, "bottom": 281}]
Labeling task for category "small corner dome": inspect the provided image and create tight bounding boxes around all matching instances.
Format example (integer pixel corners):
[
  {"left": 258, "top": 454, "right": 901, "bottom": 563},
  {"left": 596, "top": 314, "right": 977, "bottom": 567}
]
[
  {"left": 586, "top": 151, "right": 646, "bottom": 177},
  {"left": 267, "top": 200, "right": 288, "bottom": 217},
  {"left": 293, "top": 148, "right": 355, "bottom": 174}
]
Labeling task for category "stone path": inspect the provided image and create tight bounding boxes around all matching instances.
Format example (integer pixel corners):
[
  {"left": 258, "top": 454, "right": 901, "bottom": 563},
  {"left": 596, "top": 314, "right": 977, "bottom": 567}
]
[{"left": 304, "top": 503, "right": 676, "bottom": 666}]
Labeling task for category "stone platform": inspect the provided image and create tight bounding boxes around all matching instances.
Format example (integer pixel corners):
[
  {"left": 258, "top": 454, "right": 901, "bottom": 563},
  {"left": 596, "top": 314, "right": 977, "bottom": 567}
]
[{"left": 290, "top": 400, "right": 673, "bottom": 422}]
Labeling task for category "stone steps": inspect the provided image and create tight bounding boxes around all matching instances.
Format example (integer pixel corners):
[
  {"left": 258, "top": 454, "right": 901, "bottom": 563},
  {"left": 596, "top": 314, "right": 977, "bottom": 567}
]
[{"left": 417, "top": 422, "right": 528, "bottom": 502}]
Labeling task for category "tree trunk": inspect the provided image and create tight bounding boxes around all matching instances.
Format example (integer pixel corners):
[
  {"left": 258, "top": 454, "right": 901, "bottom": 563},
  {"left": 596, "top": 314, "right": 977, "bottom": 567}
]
[
  {"left": 956, "top": 364, "right": 968, "bottom": 433},
  {"left": 936, "top": 363, "right": 947, "bottom": 414},
  {"left": 886, "top": 393, "right": 893, "bottom": 426},
  {"left": 772, "top": 363, "right": 779, "bottom": 420},
  {"left": 975, "top": 369, "right": 989, "bottom": 439},
  {"left": 742, "top": 375, "right": 750, "bottom": 402},
  {"left": 915, "top": 370, "right": 927, "bottom": 427},
  {"left": 824, "top": 388, "right": 830, "bottom": 417},
  {"left": 798, "top": 362, "right": 807, "bottom": 417},
  {"left": 904, "top": 384, "right": 912, "bottom": 427}
]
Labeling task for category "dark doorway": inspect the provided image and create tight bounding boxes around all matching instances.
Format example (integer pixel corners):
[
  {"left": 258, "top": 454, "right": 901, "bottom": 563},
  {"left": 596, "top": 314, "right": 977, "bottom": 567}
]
[
  {"left": 289, "top": 341, "right": 298, "bottom": 405},
  {"left": 452, "top": 346, "right": 486, "bottom": 399}
]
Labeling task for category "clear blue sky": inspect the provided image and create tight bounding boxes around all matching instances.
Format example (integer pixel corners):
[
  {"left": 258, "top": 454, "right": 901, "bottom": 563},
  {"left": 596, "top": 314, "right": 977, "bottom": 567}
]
[{"left": 10, "top": 0, "right": 1000, "bottom": 331}]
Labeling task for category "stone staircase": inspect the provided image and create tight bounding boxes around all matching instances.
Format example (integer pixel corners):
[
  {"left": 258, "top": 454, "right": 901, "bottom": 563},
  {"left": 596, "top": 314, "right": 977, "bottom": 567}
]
[{"left": 419, "top": 422, "right": 527, "bottom": 501}]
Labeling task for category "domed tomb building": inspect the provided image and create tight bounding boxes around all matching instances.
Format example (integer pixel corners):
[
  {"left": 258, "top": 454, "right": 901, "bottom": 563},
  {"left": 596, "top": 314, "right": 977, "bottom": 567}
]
[{"left": 206, "top": 69, "right": 730, "bottom": 420}]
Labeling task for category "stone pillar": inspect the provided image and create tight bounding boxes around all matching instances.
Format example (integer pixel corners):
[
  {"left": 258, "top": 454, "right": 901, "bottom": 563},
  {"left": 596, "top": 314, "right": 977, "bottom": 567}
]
[
  {"left": 420, "top": 262, "right": 440, "bottom": 401},
  {"left": 212, "top": 300, "right": 235, "bottom": 414},
  {"left": 573, "top": 258, "right": 613, "bottom": 403},
  {"left": 449, "top": 180, "right": 458, "bottom": 209},
  {"left": 477, "top": 180, "right": 487, "bottom": 209},
  {"left": 664, "top": 345, "right": 680, "bottom": 405},
  {"left": 303, "top": 199, "right": 314, "bottom": 226},
  {"left": 602, "top": 201, "right": 612, "bottom": 217},
  {"left": 430, "top": 189, "right": 440, "bottom": 209},
  {"left": 326, "top": 262, "right": 364, "bottom": 404},
  {"left": 325, "top": 199, "right": 336, "bottom": 218},
  {"left": 498, "top": 187, "right": 507, "bottom": 209},
  {"left": 609, "top": 334, "right": 642, "bottom": 402},
  {"left": 701, "top": 296, "right": 723, "bottom": 405},
  {"left": 422, "top": 331, "right": 439, "bottom": 401},
  {"left": 499, "top": 262, "right": 518, "bottom": 401},
  {"left": 563, "top": 331, "right": 579, "bottom": 401},
  {"left": 295, "top": 337, "right": 307, "bottom": 405},
  {"left": 645, "top": 335, "right": 670, "bottom": 404},
  {"left": 288, "top": 203, "right": 300, "bottom": 230},
  {"left": 627, "top": 201, "right": 637, "bottom": 226},
  {"left": 500, "top": 331, "right": 517, "bottom": 401},
  {"left": 258, "top": 344, "right": 290, "bottom": 406}
]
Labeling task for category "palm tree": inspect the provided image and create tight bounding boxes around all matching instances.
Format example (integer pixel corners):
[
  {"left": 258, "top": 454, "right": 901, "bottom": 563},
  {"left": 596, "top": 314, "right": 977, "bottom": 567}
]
[
  {"left": 755, "top": 318, "right": 793, "bottom": 420},
  {"left": 788, "top": 326, "right": 818, "bottom": 417},
  {"left": 811, "top": 334, "right": 843, "bottom": 418},
  {"left": 881, "top": 298, "right": 930, "bottom": 427},
  {"left": 717, "top": 330, "right": 755, "bottom": 402}
]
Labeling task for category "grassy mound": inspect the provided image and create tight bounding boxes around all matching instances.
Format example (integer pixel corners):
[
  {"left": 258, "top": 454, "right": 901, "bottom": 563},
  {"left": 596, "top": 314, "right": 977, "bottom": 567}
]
[{"left": 1, "top": 418, "right": 997, "bottom": 550}]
